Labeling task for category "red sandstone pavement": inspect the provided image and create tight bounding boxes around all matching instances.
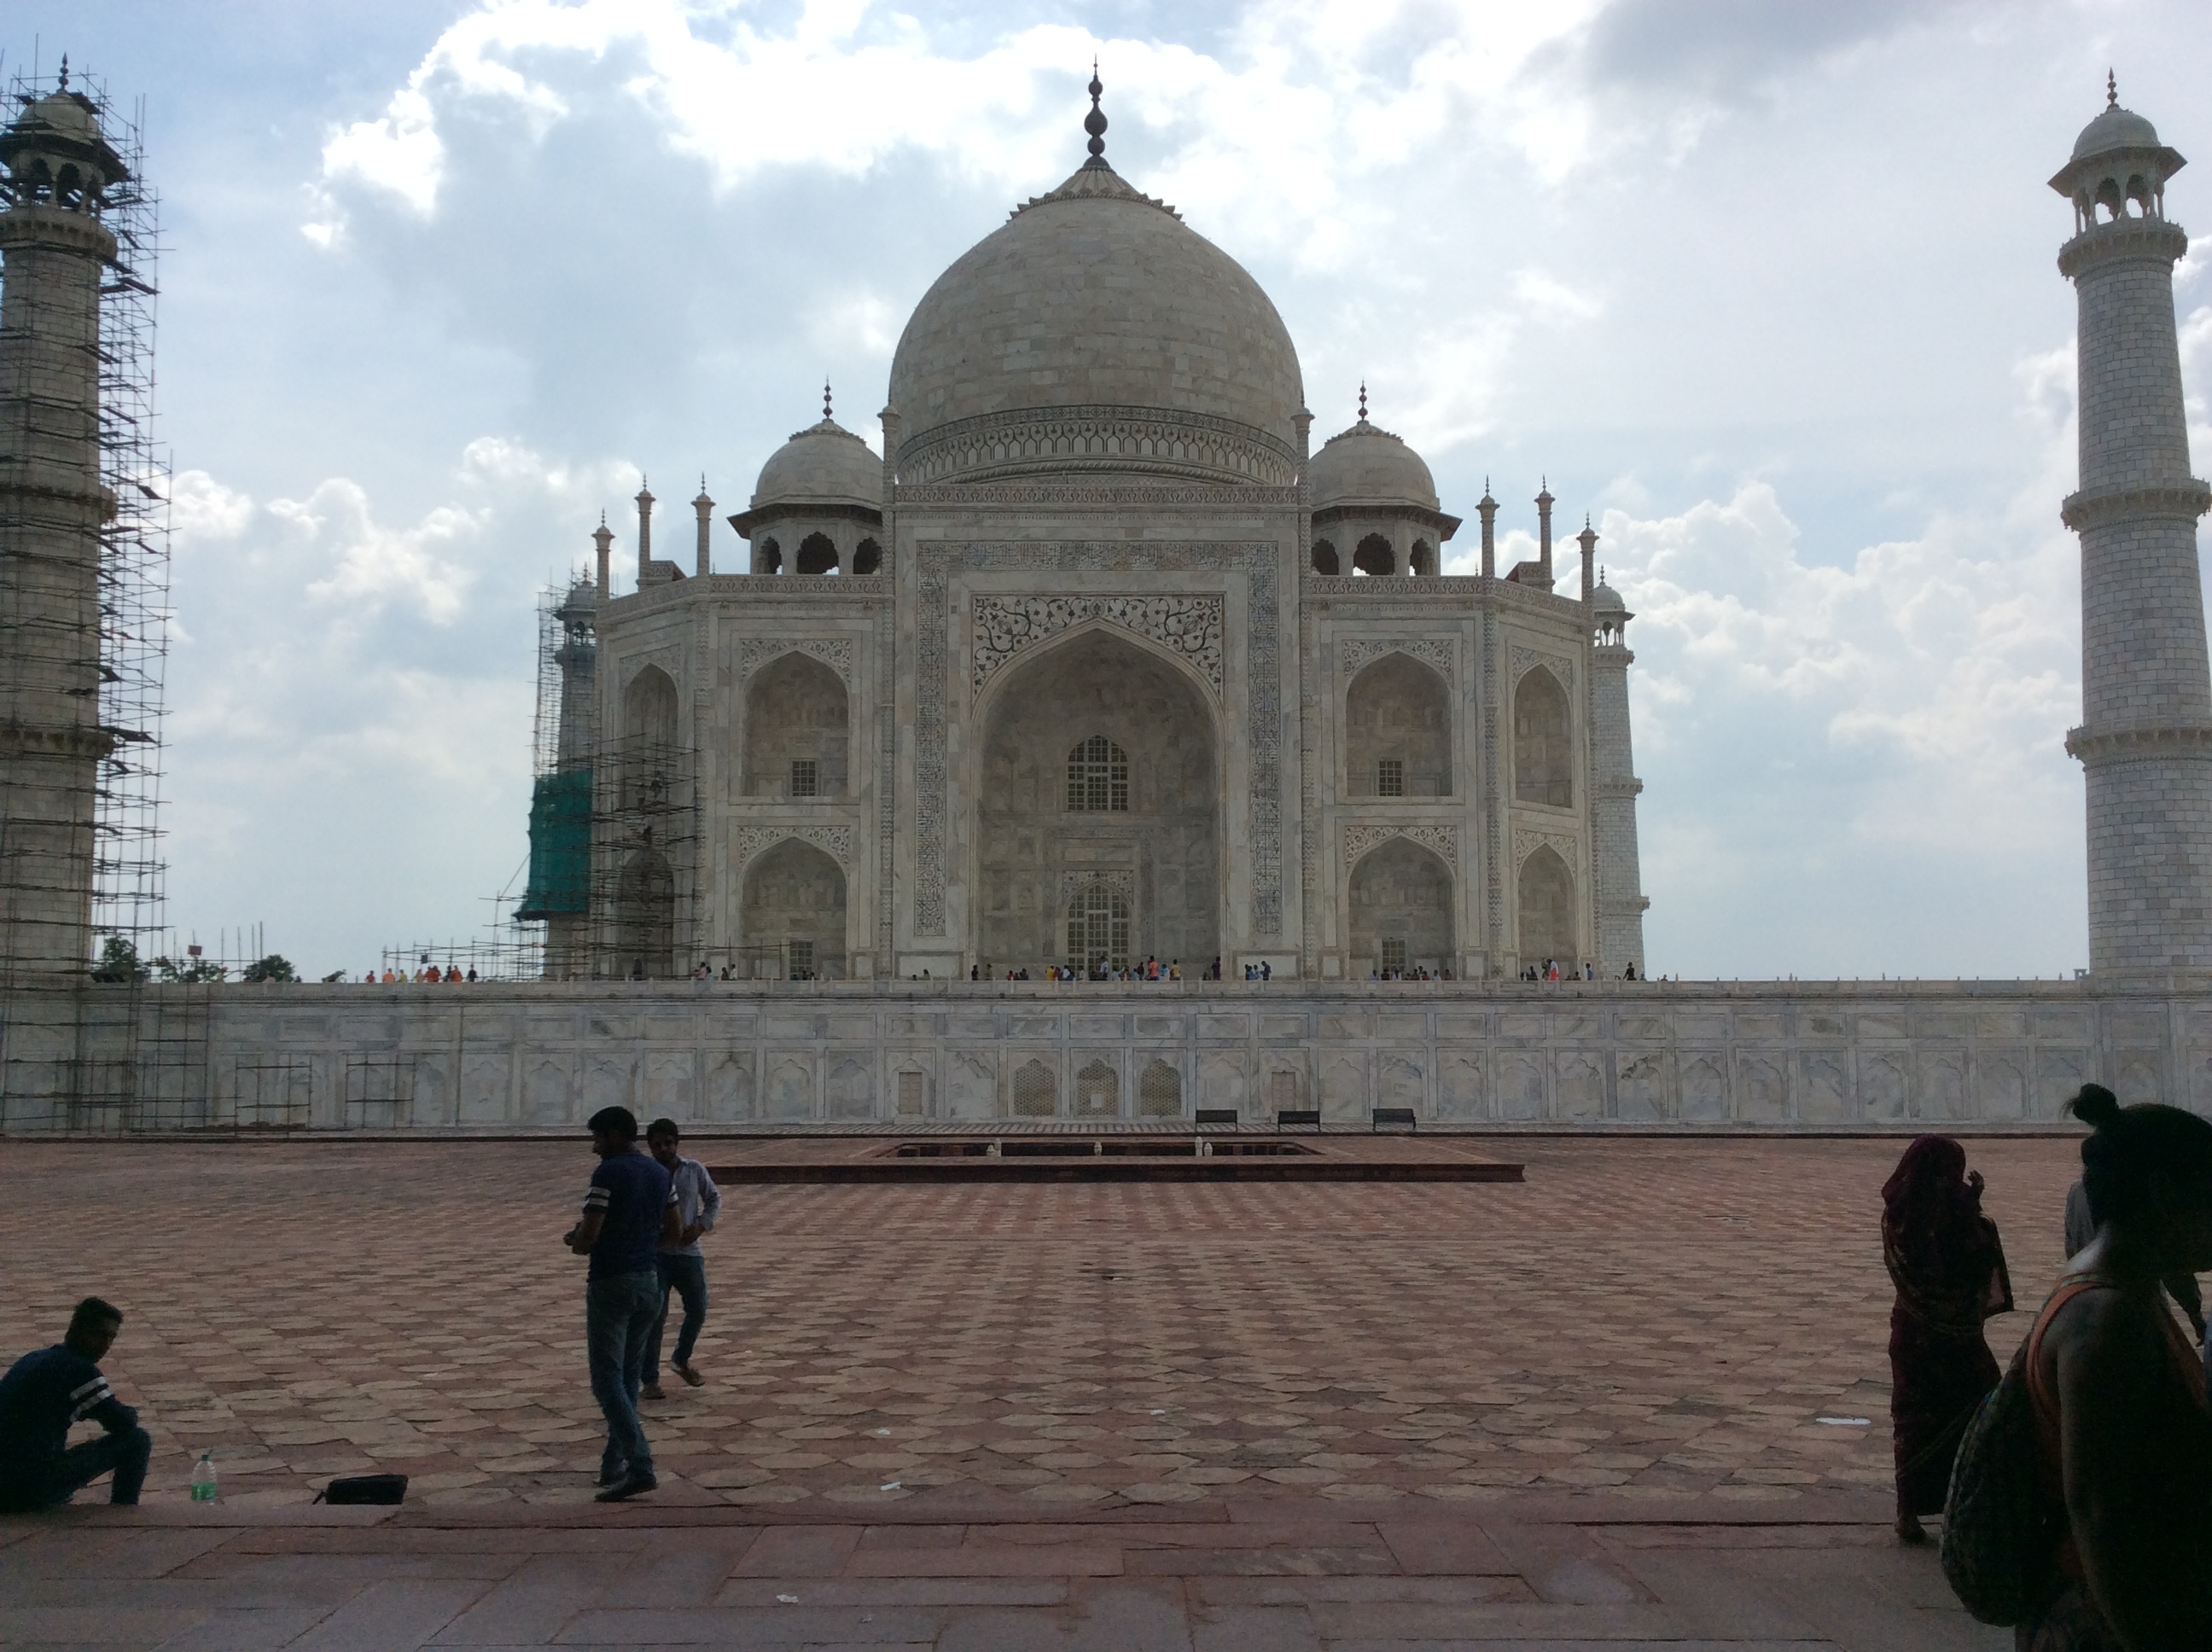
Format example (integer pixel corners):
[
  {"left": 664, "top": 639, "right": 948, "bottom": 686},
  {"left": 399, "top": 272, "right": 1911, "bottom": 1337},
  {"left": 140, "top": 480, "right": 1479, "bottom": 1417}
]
[{"left": 0, "top": 1136, "right": 2070, "bottom": 1647}]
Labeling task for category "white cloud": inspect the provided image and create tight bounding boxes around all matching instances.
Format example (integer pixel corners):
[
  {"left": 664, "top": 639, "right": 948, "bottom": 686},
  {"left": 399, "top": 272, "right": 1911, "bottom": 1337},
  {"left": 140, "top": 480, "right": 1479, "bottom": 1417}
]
[
  {"left": 281, "top": 478, "right": 484, "bottom": 625},
  {"left": 169, "top": 469, "right": 254, "bottom": 545}
]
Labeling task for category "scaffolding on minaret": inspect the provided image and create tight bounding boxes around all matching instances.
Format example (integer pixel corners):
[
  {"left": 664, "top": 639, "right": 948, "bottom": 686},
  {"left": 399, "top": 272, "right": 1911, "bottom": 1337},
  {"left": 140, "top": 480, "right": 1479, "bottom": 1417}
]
[{"left": 0, "top": 63, "right": 211, "bottom": 1131}]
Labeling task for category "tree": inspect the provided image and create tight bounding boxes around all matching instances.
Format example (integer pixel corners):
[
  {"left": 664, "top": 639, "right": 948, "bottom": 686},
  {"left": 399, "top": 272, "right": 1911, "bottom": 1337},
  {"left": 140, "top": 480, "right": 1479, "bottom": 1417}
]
[
  {"left": 154, "top": 953, "right": 226, "bottom": 984},
  {"left": 242, "top": 954, "right": 296, "bottom": 983},
  {"left": 89, "top": 937, "right": 149, "bottom": 983}
]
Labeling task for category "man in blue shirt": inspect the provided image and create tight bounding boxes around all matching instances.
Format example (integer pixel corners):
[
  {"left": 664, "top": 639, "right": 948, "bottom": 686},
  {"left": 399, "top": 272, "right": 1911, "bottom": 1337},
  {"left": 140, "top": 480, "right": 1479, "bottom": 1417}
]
[
  {"left": 640, "top": 1117, "right": 721, "bottom": 1399},
  {"left": 0, "top": 1298, "right": 151, "bottom": 1510},
  {"left": 564, "top": 1106, "right": 678, "bottom": 1502}
]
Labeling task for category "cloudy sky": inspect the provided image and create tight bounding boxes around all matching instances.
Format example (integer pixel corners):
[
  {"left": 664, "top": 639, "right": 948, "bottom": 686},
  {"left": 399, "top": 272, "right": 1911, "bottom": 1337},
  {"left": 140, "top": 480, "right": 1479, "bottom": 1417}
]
[{"left": 11, "top": 0, "right": 2210, "bottom": 980}]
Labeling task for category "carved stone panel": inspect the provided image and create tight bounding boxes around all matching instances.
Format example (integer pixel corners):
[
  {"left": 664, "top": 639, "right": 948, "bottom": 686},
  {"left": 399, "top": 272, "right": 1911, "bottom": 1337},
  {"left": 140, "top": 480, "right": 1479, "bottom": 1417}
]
[
  {"left": 734, "top": 825, "right": 853, "bottom": 870},
  {"left": 1340, "top": 637, "right": 1453, "bottom": 682},
  {"left": 1343, "top": 823, "right": 1458, "bottom": 869},
  {"left": 1513, "top": 829, "right": 1578, "bottom": 869},
  {"left": 971, "top": 595, "right": 1225, "bottom": 701},
  {"left": 737, "top": 637, "right": 853, "bottom": 684},
  {"left": 1509, "top": 644, "right": 1575, "bottom": 692}
]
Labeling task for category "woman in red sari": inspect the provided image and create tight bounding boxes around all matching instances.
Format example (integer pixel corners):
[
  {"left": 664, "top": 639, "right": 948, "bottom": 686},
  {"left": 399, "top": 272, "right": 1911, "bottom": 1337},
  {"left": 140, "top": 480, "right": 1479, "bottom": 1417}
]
[{"left": 1882, "top": 1134, "right": 2013, "bottom": 1543}]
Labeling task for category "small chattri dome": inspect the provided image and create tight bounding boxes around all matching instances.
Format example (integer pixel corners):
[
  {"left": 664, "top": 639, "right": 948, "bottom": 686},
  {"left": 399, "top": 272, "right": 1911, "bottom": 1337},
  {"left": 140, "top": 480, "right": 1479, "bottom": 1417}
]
[
  {"left": 750, "top": 416, "right": 881, "bottom": 514},
  {"left": 1591, "top": 577, "right": 1627, "bottom": 614},
  {"left": 1308, "top": 409, "right": 1439, "bottom": 512},
  {"left": 2073, "top": 102, "right": 2163, "bottom": 161}
]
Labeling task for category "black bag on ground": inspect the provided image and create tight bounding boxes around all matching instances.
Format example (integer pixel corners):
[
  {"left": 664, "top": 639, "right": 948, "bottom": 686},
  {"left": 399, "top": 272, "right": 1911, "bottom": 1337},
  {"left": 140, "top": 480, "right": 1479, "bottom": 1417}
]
[
  {"left": 1940, "top": 1339, "right": 2059, "bottom": 1626},
  {"left": 314, "top": 1474, "right": 408, "bottom": 1505}
]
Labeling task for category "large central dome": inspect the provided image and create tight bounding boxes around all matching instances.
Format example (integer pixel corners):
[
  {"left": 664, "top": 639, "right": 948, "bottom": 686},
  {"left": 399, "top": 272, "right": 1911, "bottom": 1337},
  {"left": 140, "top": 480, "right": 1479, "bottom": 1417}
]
[{"left": 888, "top": 153, "right": 1305, "bottom": 487}]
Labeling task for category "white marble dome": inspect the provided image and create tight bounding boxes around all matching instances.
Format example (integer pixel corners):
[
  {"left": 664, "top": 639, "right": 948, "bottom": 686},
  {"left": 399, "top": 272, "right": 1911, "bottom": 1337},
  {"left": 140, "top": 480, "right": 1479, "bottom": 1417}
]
[
  {"left": 1308, "top": 416, "right": 1439, "bottom": 511},
  {"left": 750, "top": 416, "right": 881, "bottom": 513},
  {"left": 887, "top": 159, "right": 1304, "bottom": 485},
  {"left": 2073, "top": 102, "right": 2163, "bottom": 160}
]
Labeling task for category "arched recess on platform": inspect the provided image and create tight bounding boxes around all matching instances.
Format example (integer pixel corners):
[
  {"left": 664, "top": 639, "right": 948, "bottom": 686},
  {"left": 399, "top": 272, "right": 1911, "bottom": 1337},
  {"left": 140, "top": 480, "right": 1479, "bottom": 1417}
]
[
  {"left": 1347, "top": 837, "right": 1454, "bottom": 977},
  {"left": 975, "top": 625, "right": 1220, "bottom": 975}
]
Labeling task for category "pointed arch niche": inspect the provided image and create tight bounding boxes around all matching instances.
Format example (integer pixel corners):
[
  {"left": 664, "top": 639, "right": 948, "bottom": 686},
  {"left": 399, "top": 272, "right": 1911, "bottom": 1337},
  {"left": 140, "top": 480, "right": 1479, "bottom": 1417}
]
[
  {"left": 1348, "top": 837, "right": 1454, "bottom": 976},
  {"left": 1513, "top": 666, "right": 1573, "bottom": 807},
  {"left": 1345, "top": 653, "right": 1450, "bottom": 798},
  {"left": 744, "top": 653, "right": 848, "bottom": 799},
  {"left": 976, "top": 628, "right": 1219, "bottom": 974},
  {"left": 1516, "top": 844, "right": 1576, "bottom": 967},
  {"left": 741, "top": 838, "right": 847, "bottom": 979}
]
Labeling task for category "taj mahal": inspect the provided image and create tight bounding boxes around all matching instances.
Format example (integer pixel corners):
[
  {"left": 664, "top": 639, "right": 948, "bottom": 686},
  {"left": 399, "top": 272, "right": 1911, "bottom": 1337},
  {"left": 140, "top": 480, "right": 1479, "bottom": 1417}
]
[
  {"left": 1, "top": 67, "right": 2209, "bottom": 1131},
  {"left": 528, "top": 76, "right": 1649, "bottom": 989}
]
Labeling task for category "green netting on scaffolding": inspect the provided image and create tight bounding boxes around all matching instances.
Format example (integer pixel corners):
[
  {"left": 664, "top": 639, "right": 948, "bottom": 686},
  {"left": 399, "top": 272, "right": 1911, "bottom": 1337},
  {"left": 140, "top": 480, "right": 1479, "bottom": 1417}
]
[{"left": 516, "top": 770, "right": 591, "bottom": 918}]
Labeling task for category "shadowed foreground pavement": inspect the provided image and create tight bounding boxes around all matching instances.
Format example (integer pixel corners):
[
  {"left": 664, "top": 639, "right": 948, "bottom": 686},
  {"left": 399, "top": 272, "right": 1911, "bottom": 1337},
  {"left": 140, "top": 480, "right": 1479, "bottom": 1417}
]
[{"left": 0, "top": 1135, "right": 2067, "bottom": 1646}]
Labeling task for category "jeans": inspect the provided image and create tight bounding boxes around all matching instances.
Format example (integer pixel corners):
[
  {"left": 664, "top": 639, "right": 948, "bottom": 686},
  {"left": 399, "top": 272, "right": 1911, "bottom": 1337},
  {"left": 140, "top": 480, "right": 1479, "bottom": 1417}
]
[
  {"left": 0, "top": 1426, "right": 151, "bottom": 1511},
  {"left": 646, "top": 1253, "right": 709, "bottom": 1383},
  {"left": 585, "top": 1270, "right": 661, "bottom": 1481}
]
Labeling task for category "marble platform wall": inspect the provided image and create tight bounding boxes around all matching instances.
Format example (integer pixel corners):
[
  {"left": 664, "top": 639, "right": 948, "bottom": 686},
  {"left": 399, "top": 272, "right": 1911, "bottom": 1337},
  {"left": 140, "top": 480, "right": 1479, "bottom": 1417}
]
[{"left": 7, "top": 978, "right": 2206, "bottom": 1131}]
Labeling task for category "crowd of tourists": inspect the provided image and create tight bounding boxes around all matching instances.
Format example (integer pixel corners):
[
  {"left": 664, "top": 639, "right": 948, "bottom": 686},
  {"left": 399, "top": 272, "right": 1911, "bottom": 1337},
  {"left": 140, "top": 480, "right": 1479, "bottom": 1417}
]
[{"left": 1883, "top": 1085, "right": 2212, "bottom": 1645}]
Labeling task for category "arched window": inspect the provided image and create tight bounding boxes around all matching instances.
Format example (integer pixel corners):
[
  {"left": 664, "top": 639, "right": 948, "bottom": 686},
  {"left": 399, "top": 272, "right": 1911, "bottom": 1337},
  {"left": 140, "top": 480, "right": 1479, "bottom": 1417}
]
[
  {"left": 1353, "top": 533, "right": 1394, "bottom": 577},
  {"left": 1066, "top": 880, "right": 1132, "bottom": 972},
  {"left": 1312, "top": 539, "right": 1340, "bottom": 575},
  {"left": 1065, "top": 735, "right": 1130, "bottom": 812},
  {"left": 852, "top": 538, "right": 882, "bottom": 575},
  {"left": 796, "top": 532, "right": 838, "bottom": 575},
  {"left": 755, "top": 536, "right": 782, "bottom": 575},
  {"left": 1346, "top": 654, "right": 1450, "bottom": 798},
  {"left": 1410, "top": 539, "right": 1435, "bottom": 576},
  {"left": 1513, "top": 666, "right": 1572, "bottom": 807}
]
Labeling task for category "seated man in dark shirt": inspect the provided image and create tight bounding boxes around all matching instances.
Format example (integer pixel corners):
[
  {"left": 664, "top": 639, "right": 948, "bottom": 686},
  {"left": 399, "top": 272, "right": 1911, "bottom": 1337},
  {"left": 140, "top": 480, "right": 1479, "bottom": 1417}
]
[{"left": 0, "top": 1297, "right": 150, "bottom": 1510}]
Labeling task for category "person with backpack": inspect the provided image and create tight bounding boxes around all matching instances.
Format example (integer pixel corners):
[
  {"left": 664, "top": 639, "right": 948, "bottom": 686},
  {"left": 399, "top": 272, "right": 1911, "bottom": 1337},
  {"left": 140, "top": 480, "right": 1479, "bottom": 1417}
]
[
  {"left": 1882, "top": 1136, "right": 2013, "bottom": 1544},
  {"left": 2008, "top": 1085, "right": 2212, "bottom": 1646}
]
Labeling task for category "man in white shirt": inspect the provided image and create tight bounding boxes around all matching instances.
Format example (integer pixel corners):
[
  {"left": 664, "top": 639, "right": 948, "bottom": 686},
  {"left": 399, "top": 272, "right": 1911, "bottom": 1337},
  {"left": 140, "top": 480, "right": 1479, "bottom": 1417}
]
[{"left": 640, "top": 1119, "right": 721, "bottom": 1399}]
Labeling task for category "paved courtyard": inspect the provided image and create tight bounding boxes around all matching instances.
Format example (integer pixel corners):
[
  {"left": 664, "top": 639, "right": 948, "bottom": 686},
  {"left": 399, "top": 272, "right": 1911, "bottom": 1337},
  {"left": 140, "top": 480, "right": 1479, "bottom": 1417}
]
[{"left": 0, "top": 1133, "right": 2075, "bottom": 1647}]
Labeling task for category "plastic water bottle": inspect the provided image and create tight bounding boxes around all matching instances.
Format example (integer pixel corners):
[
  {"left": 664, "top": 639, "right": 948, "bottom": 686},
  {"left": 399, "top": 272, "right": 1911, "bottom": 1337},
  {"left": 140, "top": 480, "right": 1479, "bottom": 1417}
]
[{"left": 190, "top": 1451, "right": 216, "bottom": 1502}]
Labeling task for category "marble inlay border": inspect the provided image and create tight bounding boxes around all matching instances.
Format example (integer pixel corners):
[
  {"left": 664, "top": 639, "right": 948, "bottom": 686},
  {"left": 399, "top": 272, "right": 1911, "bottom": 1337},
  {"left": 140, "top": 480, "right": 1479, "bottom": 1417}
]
[
  {"left": 736, "top": 637, "right": 853, "bottom": 684},
  {"left": 899, "top": 404, "right": 1297, "bottom": 488},
  {"left": 971, "top": 595, "right": 1225, "bottom": 701},
  {"left": 1509, "top": 644, "right": 1576, "bottom": 693},
  {"left": 1344, "top": 823, "right": 1458, "bottom": 869},
  {"left": 735, "top": 825, "right": 853, "bottom": 870},
  {"left": 1340, "top": 637, "right": 1453, "bottom": 682},
  {"left": 1514, "top": 828, "right": 1577, "bottom": 869},
  {"left": 917, "top": 542, "right": 1279, "bottom": 938}
]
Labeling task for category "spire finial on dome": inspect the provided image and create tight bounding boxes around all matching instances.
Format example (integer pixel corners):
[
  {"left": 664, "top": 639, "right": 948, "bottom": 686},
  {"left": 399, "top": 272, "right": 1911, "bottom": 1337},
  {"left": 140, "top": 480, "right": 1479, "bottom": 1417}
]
[
  {"left": 58, "top": 55, "right": 69, "bottom": 91},
  {"left": 1084, "top": 61, "right": 1109, "bottom": 163},
  {"left": 1357, "top": 381, "right": 1368, "bottom": 423},
  {"left": 824, "top": 380, "right": 833, "bottom": 421},
  {"left": 2107, "top": 67, "right": 2118, "bottom": 108}
]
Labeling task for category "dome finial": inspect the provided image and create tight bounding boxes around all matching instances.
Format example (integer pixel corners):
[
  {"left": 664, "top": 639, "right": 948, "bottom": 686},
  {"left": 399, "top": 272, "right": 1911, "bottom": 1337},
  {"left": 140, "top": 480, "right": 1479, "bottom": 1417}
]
[
  {"left": 1084, "top": 61, "right": 1109, "bottom": 163},
  {"left": 57, "top": 55, "right": 69, "bottom": 91},
  {"left": 2107, "top": 67, "right": 2118, "bottom": 108},
  {"left": 1357, "top": 381, "right": 1368, "bottom": 422},
  {"left": 824, "top": 379, "right": 833, "bottom": 421}
]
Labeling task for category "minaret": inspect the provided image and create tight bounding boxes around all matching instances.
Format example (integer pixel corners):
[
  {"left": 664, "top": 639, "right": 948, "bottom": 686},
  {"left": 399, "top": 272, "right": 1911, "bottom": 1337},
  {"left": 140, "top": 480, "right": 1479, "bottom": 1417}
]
[
  {"left": 1477, "top": 480, "right": 1497, "bottom": 579},
  {"left": 592, "top": 515, "right": 613, "bottom": 596},
  {"left": 0, "top": 78, "right": 129, "bottom": 980},
  {"left": 1535, "top": 480, "right": 1555, "bottom": 589},
  {"left": 691, "top": 477, "right": 713, "bottom": 578},
  {"left": 2052, "top": 79, "right": 2212, "bottom": 974},
  {"left": 634, "top": 481, "right": 655, "bottom": 584},
  {"left": 1588, "top": 567, "right": 1649, "bottom": 976}
]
